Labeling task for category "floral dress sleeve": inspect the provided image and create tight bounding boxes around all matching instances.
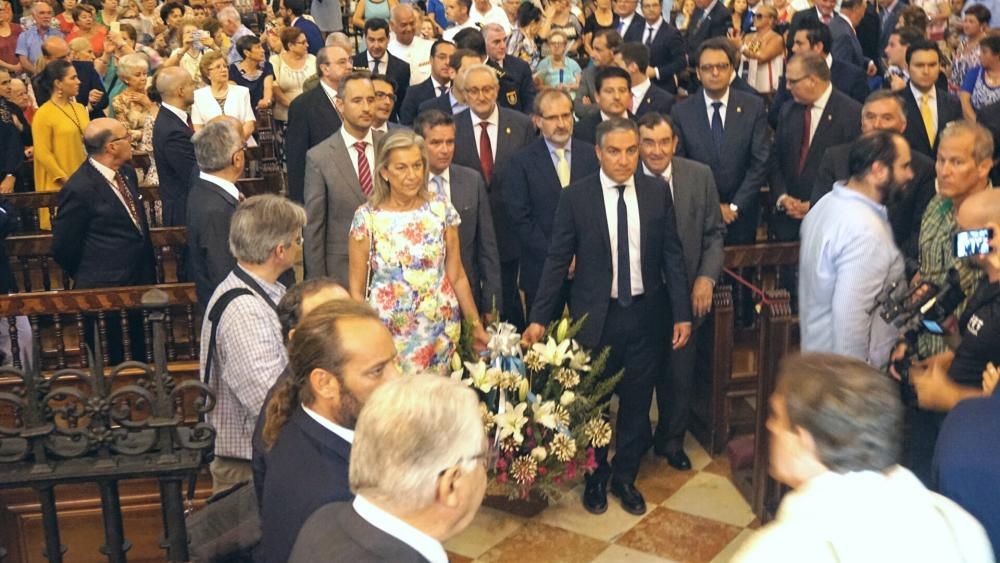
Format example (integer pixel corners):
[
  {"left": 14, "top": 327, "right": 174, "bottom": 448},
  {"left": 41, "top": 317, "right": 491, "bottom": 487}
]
[
  {"left": 350, "top": 204, "right": 373, "bottom": 241},
  {"left": 443, "top": 199, "right": 461, "bottom": 229}
]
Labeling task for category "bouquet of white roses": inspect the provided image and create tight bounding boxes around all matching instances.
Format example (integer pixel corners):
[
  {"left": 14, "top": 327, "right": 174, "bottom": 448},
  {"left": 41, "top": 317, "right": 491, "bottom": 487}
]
[{"left": 452, "top": 317, "right": 622, "bottom": 501}]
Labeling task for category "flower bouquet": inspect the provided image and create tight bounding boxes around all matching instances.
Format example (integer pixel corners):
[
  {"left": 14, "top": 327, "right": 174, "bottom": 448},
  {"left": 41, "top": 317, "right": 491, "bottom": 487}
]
[{"left": 452, "top": 317, "right": 622, "bottom": 502}]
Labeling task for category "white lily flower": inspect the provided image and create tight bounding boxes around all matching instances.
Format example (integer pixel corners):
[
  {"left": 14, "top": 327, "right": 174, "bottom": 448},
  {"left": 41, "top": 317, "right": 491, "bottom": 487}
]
[
  {"left": 463, "top": 360, "right": 498, "bottom": 393},
  {"left": 560, "top": 391, "right": 576, "bottom": 406},
  {"left": 531, "top": 337, "right": 572, "bottom": 367},
  {"left": 533, "top": 400, "right": 558, "bottom": 429},
  {"left": 495, "top": 402, "right": 529, "bottom": 444},
  {"left": 569, "top": 347, "right": 591, "bottom": 372}
]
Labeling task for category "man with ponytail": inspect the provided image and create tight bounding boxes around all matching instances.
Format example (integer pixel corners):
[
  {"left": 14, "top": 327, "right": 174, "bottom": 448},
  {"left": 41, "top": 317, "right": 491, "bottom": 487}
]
[{"left": 256, "top": 299, "right": 400, "bottom": 563}]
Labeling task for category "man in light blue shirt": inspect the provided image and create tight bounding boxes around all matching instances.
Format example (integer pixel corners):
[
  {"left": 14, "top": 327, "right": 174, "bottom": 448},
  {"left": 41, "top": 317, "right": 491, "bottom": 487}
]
[
  {"left": 15, "top": 2, "right": 63, "bottom": 75},
  {"left": 799, "top": 131, "right": 912, "bottom": 368}
]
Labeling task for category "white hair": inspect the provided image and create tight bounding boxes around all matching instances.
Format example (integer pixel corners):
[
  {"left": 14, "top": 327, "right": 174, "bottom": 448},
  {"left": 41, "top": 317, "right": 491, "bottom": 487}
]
[
  {"left": 217, "top": 5, "right": 241, "bottom": 24},
  {"left": 349, "top": 374, "right": 485, "bottom": 513}
]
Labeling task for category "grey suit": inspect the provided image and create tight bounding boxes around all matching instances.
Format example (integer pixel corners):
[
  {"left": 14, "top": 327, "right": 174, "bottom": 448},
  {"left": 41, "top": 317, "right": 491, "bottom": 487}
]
[
  {"left": 444, "top": 164, "right": 502, "bottom": 314},
  {"left": 289, "top": 501, "right": 429, "bottom": 563},
  {"left": 645, "top": 156, "right": 725, "bottom": 452},
  {"left": 303, "top": 129, "right": 385, "bottom": 283}
]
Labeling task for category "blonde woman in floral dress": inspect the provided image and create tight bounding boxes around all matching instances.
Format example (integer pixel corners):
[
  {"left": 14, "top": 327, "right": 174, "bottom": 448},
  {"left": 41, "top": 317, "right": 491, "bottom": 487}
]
[{"left": 348, "top": 130, "right": 489, "bottom": 374}]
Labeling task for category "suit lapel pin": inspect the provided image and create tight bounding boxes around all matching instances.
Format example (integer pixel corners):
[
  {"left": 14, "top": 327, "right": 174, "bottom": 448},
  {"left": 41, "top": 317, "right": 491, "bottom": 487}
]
[
  {"left": 505, "top": 127, "right": 511, "bottom": 134},
  {"left": 827, "top": 115, "right": 832, "bottom": 121},
  {"left": 736, "top": 106, "right": 742, "bottom": 113}
]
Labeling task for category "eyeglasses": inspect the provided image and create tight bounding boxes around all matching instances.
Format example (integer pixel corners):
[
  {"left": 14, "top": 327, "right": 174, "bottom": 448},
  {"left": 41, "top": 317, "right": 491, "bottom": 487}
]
[
  {"left": 464, "top": 85, "right": 498, "bottom": 97},
  {"left": 375, "top": 91, "right": 397, "bottom": 101},
  {"left": 540, "top": 112, "right": 573, "bottom": 123},
  {"left": 109, "top": 134, "right": 130, "bottom": 144},
  {"left": 698, "top": 62, "right": 731, "bottom": 74},
  {"left": 441, "top": 442, "right": 501, "bottom": 474},
  {"left": 785, "top": 74, "right": 809, "bottom": 86}
]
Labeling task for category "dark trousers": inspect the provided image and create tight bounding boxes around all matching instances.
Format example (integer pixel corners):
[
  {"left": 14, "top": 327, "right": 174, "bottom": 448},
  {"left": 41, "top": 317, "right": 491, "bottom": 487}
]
[
  {"left": 588, "top": 293, "right": 665, "bottom": 486},
  {"left": 723, "top": 202, "right": 759, "bottom": 246},
  {"left": 904, "top": 406, "right": 945, "bottom": 486},
  {"left": 524, "top": 279, "right": 572, "bottom": 321},
  {"left": 654, "top": 320, "right": 708, "bottom": 452},
  {"left": 501, "top": 259, "right": 524, "bottom": 330}
]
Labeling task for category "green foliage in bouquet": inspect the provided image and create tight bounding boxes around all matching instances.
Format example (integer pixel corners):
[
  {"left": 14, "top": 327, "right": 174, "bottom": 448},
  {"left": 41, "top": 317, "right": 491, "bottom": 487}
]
[{"left": 453, "top": 317, "right": 623, "bottom": 501}]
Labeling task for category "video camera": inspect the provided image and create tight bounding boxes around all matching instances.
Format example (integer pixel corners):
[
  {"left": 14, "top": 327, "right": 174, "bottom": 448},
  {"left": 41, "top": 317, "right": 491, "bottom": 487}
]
[{"left": 870, "top": 267, "right": 966, "bottom": 401}]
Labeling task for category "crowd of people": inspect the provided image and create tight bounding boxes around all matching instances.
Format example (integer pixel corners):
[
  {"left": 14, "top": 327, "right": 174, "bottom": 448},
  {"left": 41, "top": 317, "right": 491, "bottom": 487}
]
[{"left": 1, "top": 0, "right": 1000, "bottom": 558}]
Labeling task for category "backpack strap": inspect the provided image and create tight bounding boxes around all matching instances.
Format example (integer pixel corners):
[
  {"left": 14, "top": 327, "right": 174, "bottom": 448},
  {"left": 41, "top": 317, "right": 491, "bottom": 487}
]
[{"left": 203, "top": 287, "right": 253, "bottom": 388}]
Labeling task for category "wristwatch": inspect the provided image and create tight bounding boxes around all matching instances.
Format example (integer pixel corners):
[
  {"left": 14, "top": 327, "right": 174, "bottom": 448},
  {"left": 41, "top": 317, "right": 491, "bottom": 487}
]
[{"left": 729, "top": 203, "right": 739, "bottom": 215}]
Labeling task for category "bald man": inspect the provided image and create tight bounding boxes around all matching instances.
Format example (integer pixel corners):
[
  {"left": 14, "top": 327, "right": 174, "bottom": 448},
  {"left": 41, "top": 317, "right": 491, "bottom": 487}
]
[
  {"left": 152, "top": 67, "right": 198, "bottom": 226},
  {"left": 52, "top": 118, "right": 155, "bottom": 362},
  {"left": 388, "top": 4, "right": 434, "bottom": 85},
  {"left": 41, "top": 36, "right": 108, "bottom": 119}
]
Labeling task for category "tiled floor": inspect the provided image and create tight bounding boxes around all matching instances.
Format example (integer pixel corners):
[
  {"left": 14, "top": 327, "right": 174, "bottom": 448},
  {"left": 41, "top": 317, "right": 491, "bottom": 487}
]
[{"left": 445, "top": 434, "right": 760, "bottom": 563}]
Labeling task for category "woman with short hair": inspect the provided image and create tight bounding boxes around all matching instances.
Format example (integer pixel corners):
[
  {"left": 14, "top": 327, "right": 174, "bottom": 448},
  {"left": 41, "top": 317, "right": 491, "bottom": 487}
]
[{"left": 191, "top": 50, "right": 256, "bottom": 143}]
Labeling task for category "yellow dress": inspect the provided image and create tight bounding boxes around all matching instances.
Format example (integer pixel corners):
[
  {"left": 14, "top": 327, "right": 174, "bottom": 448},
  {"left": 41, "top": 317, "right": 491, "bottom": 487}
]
[{"left": 32, "top": 100, "right": 89, "bottom": 229}]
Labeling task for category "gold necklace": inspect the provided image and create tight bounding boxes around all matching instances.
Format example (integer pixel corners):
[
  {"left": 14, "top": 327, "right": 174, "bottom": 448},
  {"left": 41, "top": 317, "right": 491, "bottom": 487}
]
[{"left": 51, "top": 95, "right": 83, "bottom": 136}]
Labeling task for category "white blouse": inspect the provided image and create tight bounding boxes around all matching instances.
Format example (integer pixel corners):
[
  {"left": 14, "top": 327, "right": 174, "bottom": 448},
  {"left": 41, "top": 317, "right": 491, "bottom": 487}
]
[{"left": 190, "top": 84, "right": 258, "bottom": 147}]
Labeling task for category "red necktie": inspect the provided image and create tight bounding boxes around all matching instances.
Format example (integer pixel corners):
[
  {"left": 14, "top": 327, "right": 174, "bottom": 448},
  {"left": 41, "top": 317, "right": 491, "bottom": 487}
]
[
  {"left": 114, "top": 171, "right": 141, "bottom": 229},
  {"left": 479, "top": 122, "right": 494, "bottom": 184},
  {"left": 355, "top": 141, "right": 374, "bottom": 197},
  {"left": 797, "top": 105, "right": 812, "bottom": 174}
]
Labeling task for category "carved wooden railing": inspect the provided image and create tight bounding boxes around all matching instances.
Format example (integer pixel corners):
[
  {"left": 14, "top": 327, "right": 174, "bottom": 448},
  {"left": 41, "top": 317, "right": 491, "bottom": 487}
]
[{"left": 692, "top": 242, "right": 800, "bottom": 455}]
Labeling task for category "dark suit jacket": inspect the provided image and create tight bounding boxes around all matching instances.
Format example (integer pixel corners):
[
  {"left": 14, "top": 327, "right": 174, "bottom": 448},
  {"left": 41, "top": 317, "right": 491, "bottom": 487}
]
[
  {"left": 258, "top": 406, "right": 352, "bottom": 563},
  {"left": 186, "top": 175, "right": 238, "bottom": 308},
  {"left": 572, "top": 111, "right": 637, "bottom": 146},
  {"left": 52, "top": 161, "right": 156, "bottom": 288},
  {"left": 686, "top": 1, "right": 731, "bottom": 59},
  {"left": 452, "top": 107, "right": 536, "bottom": 262},
  {"left": 354, "top": 50, "right": 411, "bottom": 117},
  {"left": 811, "top": 141, "right": 936, "bottom": 261},
  {"left": 288, "top": 502, "right": 428, "bottom": 563},
  {"left": 900, "top": 84, "right": 963, "bottom": 158},
  {"left": 878, "top": 1, "right": 903, "bottom": 58},
  {"left": 448, "top": 164, "right": 502, "bottom": 313},
  {"left": 399, "top": 77, "right": 444, "bottom": 125},
  {"left": 671, "top": 88, "right": 769, "bottom": 210},
  {"left": 770, "top": 89, "right": 862, "bottom": 240},
  {"left": 285, "top": 84, "right": 342, "bottom": 203},
  {"left": 626, "top": 20, "right": 687, "bottom": 93},
  {"left": 293, "top": 17, "right": 323, "bottom": 55},
  {"left": 768, "top": 59, "right": 869, "bottom": 128},
  {"left": 635, "top": 83, "right": 676, "bottom": 117},
  {"left": 620, "top": 13, "right": 647, "bottom": 43},
  {"left": 503, "top": 137, "right": 600, "bottom": 298},
  {"left": 416, "top": 91, "right": 455, "bottom": 116},
  {"left": 528, "top": 172, "right": 691, "bottom": 348},
  {"left": 73, "top": 61, "right": 108, "bottom": 120},
  {"left": 491, "top": 55, "right": 536, "bottom": 113},
  {"left": 788, "top": 9, "right": 868, "bottom": 70},
  {"left": 152, "top": 107, "right": 198, "bottom": 226}
]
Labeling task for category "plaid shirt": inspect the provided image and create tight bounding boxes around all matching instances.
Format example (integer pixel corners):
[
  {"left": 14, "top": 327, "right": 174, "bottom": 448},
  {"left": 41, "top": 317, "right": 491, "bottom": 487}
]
[
  {"left": 916, "top": 193, "right": 988, "bottom": 358},
  {"left": 201, "top": 267, "right": 287, "bottom": 460}
]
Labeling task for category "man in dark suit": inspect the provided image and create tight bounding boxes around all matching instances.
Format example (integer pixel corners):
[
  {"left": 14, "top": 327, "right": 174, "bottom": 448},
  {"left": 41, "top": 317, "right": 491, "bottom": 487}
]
[
  {"left": 900, "top": 40, "right": 963, "bottom": 159},
  {"left": 638, "top": 113, "right": 724, "bottom": 470},
  {"left": 686, "top": 0, "right": 731, "bottom": 63},
  {"left": 53, "top": 118, "right": 155, "bottom": 362},
  {"left": 258, "top": 300, "right": 399, "bottom": 563},
  {"left": 370, "top": 74, "right": 409, "bottom": 133},
  {"left": 37, "top": 37, "right": 108, "bottom": 119},
  {"left": 152, "top": 67, "right": 198, "bottom": 226},
  {"left": 671, "top": 38, "right": 769, "bottom": 244},
  {"left": 523, "top": 117, "right": 692, "bottom": 516},
  {"left": 613, "top": 0, "right": 646, "bottom": 45},
  {"left": 574, "top": 66, "right": 636, "bottom": 146},
  {"left": 504, "top": 89, "right": 600, "bottom": 311},
  {"left": 769, "top": 23, "right": 869, "bottom": 127},
  {"left": 482, "top": 23, "right": 536, "bottom": 113},
  {"left": 452, "top": 63, "right": 535, "bottom": 327},
  {"left": 625, "top": 0, "right": 687, "bottom": 94},
  {"left": 286, "top": 45, "right": 352, "bottom": 203},
  {"left": 574, "top": 30, "right": 622, "bottom": 119},
  {"left": 416, "top": 47, "right": 479, "bottom": 116},
  {"left": 414, "top": 110, "right": 501, "bottom": 314},
  {"left": 353, "top": 18, "right": 410, "bottom": 119},
  {"left": 811, "top": 90, "right": 936, "bottom": 263},
  {"left": 771, "top": 52, "right": 862, "bottom": 241},
  {"left": 876, "top": 0, "right": 904, "bottom": 58},
  {"left": 787, "top": 0, "right": 873, "bottom": 73},
  {"left": 398, "top": 39, "right": 455, "bottom": 125},
  {"left": 304, "top": 72, "right": 386, "bottom": 284},
  {"left": 288, "top": 376, "right": 486, "bottom": 563},
  {"left": 619, "top": 42, "right": 675, "bottom": 117},
  {"left": 187, "top": 120, "right": 245, "bottom": 309}
]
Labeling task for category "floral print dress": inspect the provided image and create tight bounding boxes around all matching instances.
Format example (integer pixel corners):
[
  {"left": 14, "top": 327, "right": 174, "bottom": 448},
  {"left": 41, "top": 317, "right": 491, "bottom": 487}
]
[{"left": 350, "top": 197, "right": 462, "bottom": 374}]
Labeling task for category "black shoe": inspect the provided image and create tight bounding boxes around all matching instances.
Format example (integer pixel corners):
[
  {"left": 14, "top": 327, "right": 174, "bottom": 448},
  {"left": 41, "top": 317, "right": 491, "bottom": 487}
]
[
  {"left": 582, "top": 480, "right": 608, "bottom": 514},
  {"left": 656, "top": 449, "right": 692, "bottom": 471},
  {"left": 609, "top": 481, "right": 647, "bottom": 515}
]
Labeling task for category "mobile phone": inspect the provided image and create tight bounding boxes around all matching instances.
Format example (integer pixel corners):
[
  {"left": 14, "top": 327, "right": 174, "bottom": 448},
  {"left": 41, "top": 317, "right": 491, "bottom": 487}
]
[
  {"left": 954, "top": 228, "right": 993, "bottom": 258},
  {"left": 110, "top": 21, "right": 121, "bottom": 34},
  {"left": 921, "top": 319, "right": 945, "bottom": 334}
]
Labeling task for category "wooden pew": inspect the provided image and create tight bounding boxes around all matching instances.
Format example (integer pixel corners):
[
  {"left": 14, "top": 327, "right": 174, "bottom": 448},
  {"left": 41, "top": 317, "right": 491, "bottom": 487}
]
[
  {"left": 691, "top": 242, "right": 799, "bottom": 455},
  {"left": 5, "top": 227, "right": 187, "bottom": 293},
  {"left": 4, "top": 187, "right": 164, "bottom": 233}
]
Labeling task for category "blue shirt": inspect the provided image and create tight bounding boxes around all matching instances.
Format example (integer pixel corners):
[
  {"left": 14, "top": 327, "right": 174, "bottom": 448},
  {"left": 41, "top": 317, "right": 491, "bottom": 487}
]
[
  {"left": 15, "top": 24, "right": 63, "bottom": 64},
  {"left": 965, "top": 0, "right": 1000, "bottom": 28},
  {"left": 934, "top": 390, "right": 1000, "bottom": 553},
  {"left": 798, "top": 183, "right": 905, "bottom": 368},
  {"left": 426, "top": 0, "right": 449, "bottom": 29}
]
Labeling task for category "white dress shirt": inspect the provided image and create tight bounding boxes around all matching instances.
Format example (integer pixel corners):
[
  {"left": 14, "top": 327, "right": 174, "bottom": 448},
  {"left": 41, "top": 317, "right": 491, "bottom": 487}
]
[
  {"left": 911, "top": 82, "right": 937, "bottom": 136},
  {"left": 600, "top": 170, "right": 644, "bottom": 299},
  {"left": 631, "top": 78, "right": 652, "bottom": 114},
  {"left": 469, "top": 4, "right": 512, "bottom": 33},
  {"left": 352, "top": 495, "right": 449, "bottom": 563},
  {"left": 389, "top": 35, "right": 434, "bottom": 85},
  {"left": 366, "top": 50, "right": 385, "bottom": 74},
  {"left": 160, "top": 102, "right": 189, "bottom": 125},
  {"left": 703, "top": 87, "right": 730, "bottom": 127},
  {"left": 807, "top": 83, "right": 834, "bottom": 145},
  {"left": 470, "top": 105, "right": 499, "bottom": 161},
  {"left": 90, "top": 158, "right": 141, "bottom": 229},
  {"left": 430, "top": 76, "right": 450, "bottom": 98},
  {"left": 301, "top": 404, "right": 355, "bottom": 443},
  {"left": 199, "top": 171, "right": 242, "bottom": 202},
  {"left": 641, "top": 16, "right": 662, "bottom": 45},
  {"left": 319, "top": 78, "right": 338, "bottom": 108},
  {"left": 429, "top": 168, "right": 453, "bottom": 200},
  {"left": 341, "top": 127, "right": 376, "bottom": 181},
  {"left": 618, "top": 11, "right": 636, "bottom": 34},
  {"left": 442, "top": 19, "right": 478, "bottom": 42}
]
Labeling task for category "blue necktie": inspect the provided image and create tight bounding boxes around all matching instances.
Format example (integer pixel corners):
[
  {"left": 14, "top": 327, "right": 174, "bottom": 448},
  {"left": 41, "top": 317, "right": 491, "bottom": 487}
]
[
  {"left": 616, "top": 185, "right": 632, "bottom": 307},
  {"left": 711, "top": 101, "right": 724, "bottom": 155}
]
